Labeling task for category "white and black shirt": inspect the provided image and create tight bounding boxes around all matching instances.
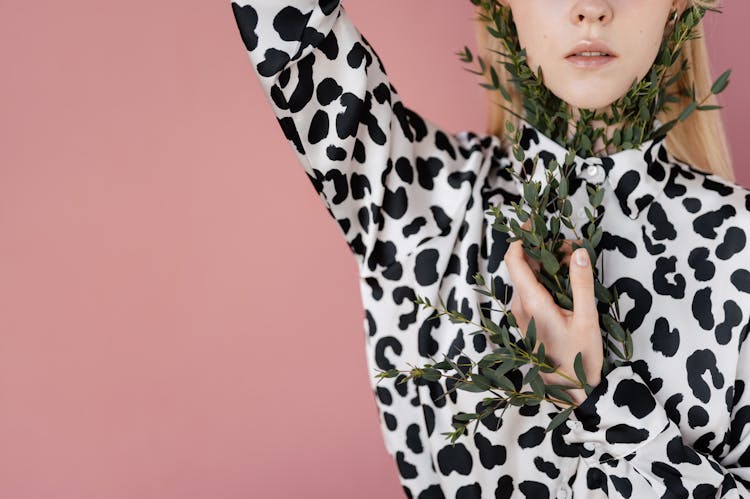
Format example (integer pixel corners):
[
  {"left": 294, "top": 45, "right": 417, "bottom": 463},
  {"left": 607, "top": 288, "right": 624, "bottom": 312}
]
[{"left": 230, "top": 1, "right": 750, "bottom": 497}]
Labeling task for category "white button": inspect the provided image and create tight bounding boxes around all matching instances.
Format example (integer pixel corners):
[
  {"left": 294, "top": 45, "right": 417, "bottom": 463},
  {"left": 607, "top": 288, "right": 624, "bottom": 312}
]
[{"left": 586, "top": 165, "right": 599, "bottom": 176}]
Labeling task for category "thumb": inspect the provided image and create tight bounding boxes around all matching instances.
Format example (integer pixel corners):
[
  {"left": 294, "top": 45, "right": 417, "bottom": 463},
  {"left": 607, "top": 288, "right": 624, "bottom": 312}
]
[{"left": 571, "top": 248, "right": 596, "bottom": 327}]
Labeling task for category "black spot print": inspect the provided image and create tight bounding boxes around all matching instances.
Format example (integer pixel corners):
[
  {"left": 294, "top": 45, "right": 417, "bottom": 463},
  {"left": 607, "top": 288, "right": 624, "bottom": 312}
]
[
  {"left": 605, "top": 424, "right": 649, "bottom": 444},
  {"left": 715, "top": 300, "right": 742, "bottom": 345},
  {"left": 731, "top": 269, "right": 750, "bottom": 294},
  {"left": 436, "top": 443, "right": 473, "bottom": 476},
  {"left": 318, "top": 31, "right": 339, "bottom": 61},
  {"left": 586, "top": 467, "right": 608, "bottom": 495},
  {"left": 693, "top": 205, "right": 736, "bottom": 239},
  {"left": 403, "top": 216, "right": 427, "bottom": 237},
  {"left": 474, "top": 432, "right": 506, "bottom": 469},
  {"left": 613, "top": 379, "right": 657, "bottom": 418},
  {"left": 650, "top": 316, "right": 680, "bottom": 357},
  {"left": 653, "top": 256, "right": 686, "bottom": 299},
  {"left": 687, "top": 405, "right": 709, "bottom": 428},
  {"left": 416, "top": 157, "right": 443, "bottom": 190},
  {"left": 682, "top": 197, "right": 701, "bottom": 213},
  {"left": 326, "top": 145, "right": 346, "bottom": 162},
  {"left": 518, "top": 481, "right": 550, "bottom": 499},
  {"left": 406, "top": 424, "right": 423, "bottom": 454},
  {"left": 518, "top": 426, "right": 546, "bottom": 449},
  {"left": 414, "top": 248, "right": 440, "bottom": 286},
  {"left": 686, "top": 349, "right": 724, "bottom": 403},
  {"left": 396, "top": 451, "right": 417, "bottom": 479},
  {"left": 395, "top": 156, "right": 414, "bottom": 184},
  {"left": 692, "top": 287, "right": 715, "bottom": 331},
  {"left": 611, "top": 475, "right": 633, "bottom": 497},
  {"left": 456, "top": 483, "right": 481, "bottom": 499},
  {"left": 688, "top": 247, "right": 716, "bottom": 281},
  {"left": 716, "top": 227, "right": 746, "bottom": 260},
  {"left": 231, "top": 3, "right": 259, "bottom": 52},
  {"left": 309, "top": 109, "right": 329, "bottom": 144},
  {"left": 316, "top": 77, "right": 343, "bottom": 105},
  {"left": 286, "top": 56, "right": 318, "bottom": 113},
  {"left": 652, "top": 462, "right": 688, "bottom": 498},
  {"left": 431, "top": 205, "right": 453, "bottom": 237},
  {"left": 533, "top": 456, "right": 559, "bottom": 479},
  {"left": 275, "top": 5, "right": 315, "bottom": 42},
  {"left": 374, "top": 336, "right": 402, "bottom": 370},
  {"left": 417, "top": 484, "right": 445, "bottom": 499},
  {"left": 383, "top": 186, "right": 408, "bottom": 219},
  {"left": 385, "top": 411, "right": 397, "bottom": 430}
]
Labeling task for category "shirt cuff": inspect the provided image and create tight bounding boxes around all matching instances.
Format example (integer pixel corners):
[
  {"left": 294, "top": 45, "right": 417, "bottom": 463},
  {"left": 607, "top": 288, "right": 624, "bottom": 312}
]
[{"left": 562, "top": 363, "right": 671, "bottom": 462}]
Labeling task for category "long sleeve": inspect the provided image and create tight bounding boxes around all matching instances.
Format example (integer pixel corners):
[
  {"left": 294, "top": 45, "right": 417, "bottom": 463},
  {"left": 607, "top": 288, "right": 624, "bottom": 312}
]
[
  {"left": 229, "top": 1, "right": 492, "bottom": 277},
  {"left": 561, "top": 345, "right": 750, "bottom": 497}
]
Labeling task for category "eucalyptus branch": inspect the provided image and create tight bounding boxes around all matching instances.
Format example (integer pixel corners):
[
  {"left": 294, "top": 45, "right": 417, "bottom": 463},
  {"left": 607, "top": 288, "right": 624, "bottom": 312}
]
[{"left": 375, "top": 0, "right": 732, "bottom": 445}]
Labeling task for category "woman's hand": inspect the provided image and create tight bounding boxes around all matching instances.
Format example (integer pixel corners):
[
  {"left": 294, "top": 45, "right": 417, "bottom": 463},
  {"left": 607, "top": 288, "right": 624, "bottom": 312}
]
[{"left": 504, "top": 220, "right": 603, "bottom": 406}]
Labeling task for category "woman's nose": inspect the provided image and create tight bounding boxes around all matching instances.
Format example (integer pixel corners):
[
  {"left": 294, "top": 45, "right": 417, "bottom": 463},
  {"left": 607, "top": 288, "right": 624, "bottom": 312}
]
[{"left": 570, "top": 0, "right": 614, "bottom": 26}]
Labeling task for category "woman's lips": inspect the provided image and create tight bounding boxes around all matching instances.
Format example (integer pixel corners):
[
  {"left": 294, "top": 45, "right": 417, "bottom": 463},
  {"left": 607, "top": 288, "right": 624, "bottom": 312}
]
[{"left": 565, "top": 54, "right": 616, "bottom": 69}]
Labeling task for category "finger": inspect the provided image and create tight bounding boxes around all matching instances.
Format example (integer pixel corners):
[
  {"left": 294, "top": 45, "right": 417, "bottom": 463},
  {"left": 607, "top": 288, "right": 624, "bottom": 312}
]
[
  {"left": 510, "top": 289, "right": 528, "bottom": 329},
  {"left": 570, "top": 248, "right": 597, "bottom": 329},
  {"left": 505, "top": 238, "right": 553, "bottom": 312}
]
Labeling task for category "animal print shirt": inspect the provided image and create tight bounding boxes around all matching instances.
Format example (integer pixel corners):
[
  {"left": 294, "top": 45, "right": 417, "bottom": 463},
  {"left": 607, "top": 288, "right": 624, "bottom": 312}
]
[{"left": 229, "top": 1, "right": 750, "bottom": 497}]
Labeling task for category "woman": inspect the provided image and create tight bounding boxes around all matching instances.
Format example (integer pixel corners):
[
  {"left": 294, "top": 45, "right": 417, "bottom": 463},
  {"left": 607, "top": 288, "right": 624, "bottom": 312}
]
[{"left": 229, "top": 0, "right": 750, "bottom": 497}]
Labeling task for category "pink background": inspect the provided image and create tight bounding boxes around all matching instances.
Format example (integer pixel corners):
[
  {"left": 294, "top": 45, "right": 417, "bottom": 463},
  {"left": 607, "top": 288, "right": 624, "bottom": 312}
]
[{"left": 1, "top": 1, "right": 748, "bottom": 498}]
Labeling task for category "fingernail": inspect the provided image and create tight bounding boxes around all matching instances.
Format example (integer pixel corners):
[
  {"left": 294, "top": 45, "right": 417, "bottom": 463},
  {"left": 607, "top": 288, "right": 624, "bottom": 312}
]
[{"left": 576, "top": 249, "right": 589, "bottom": 266}]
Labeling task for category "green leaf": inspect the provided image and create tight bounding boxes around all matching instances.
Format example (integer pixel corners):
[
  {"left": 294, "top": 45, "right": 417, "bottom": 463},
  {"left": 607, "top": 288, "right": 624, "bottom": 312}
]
[
  {"left": 422, "top": 368, "right": 442, "bottom": 382},
  {"left": 594, "top": 280, "right": 613, "bottom": 302},
  {"left": 473, "top": 272, "right": 486, "bottom": 286},
  {"left": 525, "top": 316, "right": 537, "bottom": 351},
  {"left": 454, "top": 412, "right": 478, "bottom": 422},
  {"left": 565, "top": 149, "right": 576, "bottom": 167},
  {"left": 623, "top": 329, "right": 634, "bottom": 359},
  {"left": 562, "top": 199, "right": 573, "bottom": 217},
  {"left": 550, "top": 216, "right": 560, "bottom": 236},
  {"left": 471, "top": 373, "right": 492, "bottom": 391},
  {"left": 529, "top": 373, "right": 546, "bottom": 398},
  {"left": 536, "top": 342, "right": 546, "bottom": 365},
  {"left": 555, "top": 291, "right": 573, "bottom": 310},
  {"left": 523, "top": 182, "right": 538, "bottom": 205},
  {"left": 590, "top": 227, "right": 603, "bottom": 248},
  {"left": 485, "top": 368, "right": 516, "bottom": 392},
  {"left": 546, "top": 385, "right": 575, "bottom": 405},
  {"left": 433, "top": 360, "right": 452, "bottom": 370},
  {"left": 678, "top": 101, "right": 697, "bottom": 121},
  {"left": 602, "top": 315, "right": 627, "bottom": 342},
  {"left": 590, "top": 188, "right": 604, "bottom": 207},
  {"left": 540, "top": 248, "right": 560, "bottom": 275},
  {"left": 545, "top": 407, "right": 573, "bottom": 433},
  {"left": 573, "top": 352, "right": 587, "bottom": 386},
  {"left": 522, "top": 365, "right": 540, "bottom": 385},
  {"left": 711, "top": 69, "right": 731, "bottom": 94},
  {"left": 456, "top": 380, "right": 486, "bottom": 393}
]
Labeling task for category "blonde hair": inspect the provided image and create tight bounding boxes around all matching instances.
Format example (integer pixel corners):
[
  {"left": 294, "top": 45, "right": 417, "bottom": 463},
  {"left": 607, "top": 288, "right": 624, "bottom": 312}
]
[{"left": 473, "top": 0, "right": 734, "bottom": 182}]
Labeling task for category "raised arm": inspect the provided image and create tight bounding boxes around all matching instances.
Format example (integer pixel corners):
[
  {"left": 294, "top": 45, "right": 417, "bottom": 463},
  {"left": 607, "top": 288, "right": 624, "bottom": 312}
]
[{"left": 230, "top": 1, "right": 496, "bottom": 276}]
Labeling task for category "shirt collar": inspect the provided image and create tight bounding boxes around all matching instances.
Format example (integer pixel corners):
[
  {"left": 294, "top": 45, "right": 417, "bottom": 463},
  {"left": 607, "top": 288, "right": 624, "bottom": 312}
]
[{"left": 507, "top": 118, "right": 671, "bottom": 220}]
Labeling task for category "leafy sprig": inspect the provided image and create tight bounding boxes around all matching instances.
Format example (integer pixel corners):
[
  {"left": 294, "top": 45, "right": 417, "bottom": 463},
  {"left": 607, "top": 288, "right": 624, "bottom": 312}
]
[
  {"left": 374, "top": 0, "right": 732, "bottom": 444},
  {"left": 459, "top": 0, "right": 730, "bottom": 155}
]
